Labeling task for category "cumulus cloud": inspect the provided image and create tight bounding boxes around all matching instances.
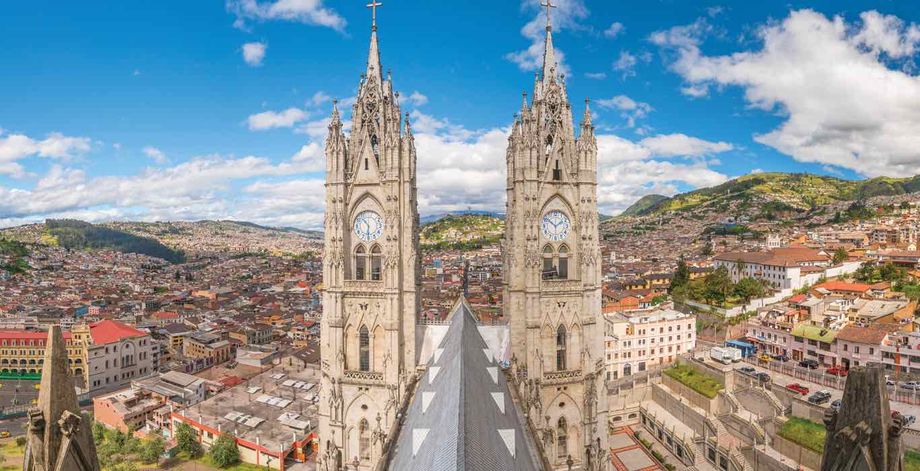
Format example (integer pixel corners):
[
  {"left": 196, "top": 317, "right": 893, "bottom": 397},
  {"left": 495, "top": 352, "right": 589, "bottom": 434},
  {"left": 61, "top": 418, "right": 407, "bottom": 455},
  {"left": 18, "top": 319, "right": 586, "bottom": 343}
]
[
  {"left": 612, "top": 50, "right": 638, "bottom": 78},
  {"left": 639, "top": 134, "right": 733, "bottom": 157},
  {"left": 407, "top": 91, "right": 429, "bottom": 107},
  {"left": 652, "top": 9, "right": 920, "bottom": 176},
  {"left": 0, "top": 131, "right": 91, "bottom": 177},
  {"left": 143, "top": 146, "right": 169, "bottom": 165},
  {"left": 247, "top": 107, "right": 308, "bottom": 130},
  {"left": 585, "top": 72, "right": 607, "bottom": 80},
  {"left": 242, "top": 41, "right": 267, "bottom": 66},
  {"left": 595, "top": 95, "right": 653, "bottom": 128},
  {"left": 604, "top": 22, "right": 625, "bottom": 39},
  {"left": 227, "top": 0, "right": 346, "bottom": 32},
  {"left": 505, "top": 0, "right": 589, "bottom": 77}
]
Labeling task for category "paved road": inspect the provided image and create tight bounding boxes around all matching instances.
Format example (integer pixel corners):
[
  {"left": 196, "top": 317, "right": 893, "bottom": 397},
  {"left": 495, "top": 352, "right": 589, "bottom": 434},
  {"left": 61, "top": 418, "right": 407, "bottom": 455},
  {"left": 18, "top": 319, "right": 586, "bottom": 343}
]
[{"left": 734, "top": 360, "right": 920, "bottom": 428}]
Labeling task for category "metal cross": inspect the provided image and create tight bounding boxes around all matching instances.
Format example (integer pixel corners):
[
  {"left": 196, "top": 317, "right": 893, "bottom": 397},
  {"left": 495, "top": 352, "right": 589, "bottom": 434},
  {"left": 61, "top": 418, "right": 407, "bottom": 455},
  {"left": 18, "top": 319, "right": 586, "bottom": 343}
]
[
  {"left": 541, "top": 0, "right": 557, "bottom": 28},
  {"left": 367, "top": 1, "right": 383, "bottom": 29}
]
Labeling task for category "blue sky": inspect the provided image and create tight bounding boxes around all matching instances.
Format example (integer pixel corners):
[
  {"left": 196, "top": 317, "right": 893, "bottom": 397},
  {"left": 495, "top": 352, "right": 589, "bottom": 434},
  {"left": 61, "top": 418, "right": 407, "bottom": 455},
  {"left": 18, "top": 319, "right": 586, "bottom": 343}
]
[{"left": 2, "top": 0, "right": 920, "bottom": 228}]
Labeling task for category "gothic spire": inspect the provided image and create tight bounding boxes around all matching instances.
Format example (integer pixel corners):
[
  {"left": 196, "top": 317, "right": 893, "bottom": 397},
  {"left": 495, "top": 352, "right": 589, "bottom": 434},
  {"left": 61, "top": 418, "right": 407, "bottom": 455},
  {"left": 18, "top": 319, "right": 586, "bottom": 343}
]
[
  {"left": 365, "top": 1, "right": 384, "bottom": 87},
  {"left": 541, "top": 0, "right": 558, "bottom": 81},
  {"left": 583, "top": 98, "right": 592, "bottom": 127},
  {"left": 330, "top": 99, "right": 341, "bottom": 128}
]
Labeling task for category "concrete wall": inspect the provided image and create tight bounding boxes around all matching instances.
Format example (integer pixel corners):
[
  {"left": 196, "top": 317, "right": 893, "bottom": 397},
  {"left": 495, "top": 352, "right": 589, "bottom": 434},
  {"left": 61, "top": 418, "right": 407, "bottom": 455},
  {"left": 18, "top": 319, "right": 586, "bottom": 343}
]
[
  {"left": 742, "top": 445, "right": 799, "bottom": 471},
  {"left": 661, "top": 375, "right": 721, "bottom": 415},
  {"left": 770, "top": 433, "right": 822, "bottom": 471},
  {"left": 651, "top": 383, "right": 710, "bottom": 437}
]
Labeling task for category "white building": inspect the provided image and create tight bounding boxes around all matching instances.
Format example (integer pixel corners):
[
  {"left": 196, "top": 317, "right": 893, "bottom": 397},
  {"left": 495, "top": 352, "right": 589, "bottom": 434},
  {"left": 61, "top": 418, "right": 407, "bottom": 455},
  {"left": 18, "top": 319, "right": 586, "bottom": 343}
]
[
  {"left": 713, "top": 247, "right": 861, "bottom": 291},
  {"left": 83, "top": 320, "right": 157, "bottom": 391},
  {"left": 604, "top": 306, "right": 696, "bottom": 381}
]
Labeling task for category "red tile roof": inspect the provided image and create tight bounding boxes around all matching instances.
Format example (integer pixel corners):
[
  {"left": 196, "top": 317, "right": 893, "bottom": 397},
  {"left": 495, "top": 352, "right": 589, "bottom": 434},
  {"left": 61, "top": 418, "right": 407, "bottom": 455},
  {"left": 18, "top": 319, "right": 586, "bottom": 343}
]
[
  {"left": 836, "top": 325, "right": 895, "bottom": 344},
  {"left": 788, "top": 294, "right": 807, "bottom": 304},
  {"left": 89, "top": 320, "right": 147, "bottom": 344},
  {"left": 814, "top": 281, "right": 871, "bottom": 293},
  {"left": 0, "top": 330, "right": 72, "bottom": 342},
  {"left": 152, "top": 311, "right": 179, "bottom": 319}
]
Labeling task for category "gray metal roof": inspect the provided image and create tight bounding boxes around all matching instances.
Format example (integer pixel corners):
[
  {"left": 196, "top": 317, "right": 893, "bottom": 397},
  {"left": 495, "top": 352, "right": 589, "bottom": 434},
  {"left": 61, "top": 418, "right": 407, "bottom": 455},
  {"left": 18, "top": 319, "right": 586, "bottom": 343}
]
[{"left": 388, "top": 299, "right": 543, "bottom": 471}]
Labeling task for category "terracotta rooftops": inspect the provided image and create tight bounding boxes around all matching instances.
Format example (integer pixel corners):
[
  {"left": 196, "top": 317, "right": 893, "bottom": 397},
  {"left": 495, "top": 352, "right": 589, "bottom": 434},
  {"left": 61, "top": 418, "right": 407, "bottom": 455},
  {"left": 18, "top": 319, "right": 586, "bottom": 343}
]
[
  {"left": 89, "top": 320, "right": 147, "bottom": 344},
  {"left": 836, "top": 325, "right": 896, "bottom": 345},
  {"left": 714, "top": 247, "right": 828, "bottom": 267}
]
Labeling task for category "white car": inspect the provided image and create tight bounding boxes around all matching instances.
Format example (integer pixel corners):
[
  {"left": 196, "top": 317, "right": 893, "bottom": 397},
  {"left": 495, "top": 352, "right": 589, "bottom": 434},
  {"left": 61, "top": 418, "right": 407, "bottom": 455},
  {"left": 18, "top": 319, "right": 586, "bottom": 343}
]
[{"left": 900, "top": 381, "right": 920, "bottom": 391}]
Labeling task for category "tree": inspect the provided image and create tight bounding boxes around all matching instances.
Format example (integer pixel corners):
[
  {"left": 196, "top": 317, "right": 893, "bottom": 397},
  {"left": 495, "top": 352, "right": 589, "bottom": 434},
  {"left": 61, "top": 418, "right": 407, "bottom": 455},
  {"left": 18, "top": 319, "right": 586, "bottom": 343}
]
[
  {"left": 878, "top": 263, "right": 907, "bottom": 283},
  {"left": 208, "top": 433, "right": 240, "bottom": 468},
  {"left": 701, "top": 243, "right": 713, "bottom": 257},
  {"left": 900, "top": 201, "right": 911, "bottom": 210},
  {"left": 140, "top": 436, "right": 165, "bottom": 464},
  {"left": 832, "top": 247, "right": 849, "bottom": 265},
  {"left": 735, "top": 278, "right": 766, "bottom": 306},
  {"left": 175, "top": 422, "right": 202, "bottom": 458},
  {"left": 670, "top": 256, "right": 691, "bottom": 292},
  {"left": 704, "top": 267, "right": 733, "bottom": 306}
]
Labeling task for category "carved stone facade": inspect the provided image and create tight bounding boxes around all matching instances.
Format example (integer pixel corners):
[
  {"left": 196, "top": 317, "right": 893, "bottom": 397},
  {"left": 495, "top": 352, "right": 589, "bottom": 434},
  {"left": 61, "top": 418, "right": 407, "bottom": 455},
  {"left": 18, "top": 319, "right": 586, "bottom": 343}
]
[
  {"left": 317, "top": 16, "right": 420, "bottom": 471},
  {"left": 502, "top": 13, "right": 608, "bottom": 470}
]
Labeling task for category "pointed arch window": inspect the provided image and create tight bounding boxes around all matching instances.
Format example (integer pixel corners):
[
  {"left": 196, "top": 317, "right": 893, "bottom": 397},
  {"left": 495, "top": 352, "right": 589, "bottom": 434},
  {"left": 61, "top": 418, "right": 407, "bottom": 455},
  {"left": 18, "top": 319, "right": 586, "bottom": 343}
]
[
  {"left": 542, "top": 245, "right": 555, "bottom": 278},
  {"left": 359, "top": 326, "right": 370, "bottom": 372},
  {"left": 558, "top": 244, "right": 569, "bottom": 279},
  {"left": 556, "top": 325, "right": 567, "bottom": 371},
  {"left": 370, "top": 245, "right": 382, "bottom": 281},
  {"left": 557, "top": 417, "right": 568, "bottom": 460},
  {"left": 359, "top": 418, "right": 371, "bottom": 461},
  {"left": 355, "top": 245, "right": 367, "bottom": 280}
]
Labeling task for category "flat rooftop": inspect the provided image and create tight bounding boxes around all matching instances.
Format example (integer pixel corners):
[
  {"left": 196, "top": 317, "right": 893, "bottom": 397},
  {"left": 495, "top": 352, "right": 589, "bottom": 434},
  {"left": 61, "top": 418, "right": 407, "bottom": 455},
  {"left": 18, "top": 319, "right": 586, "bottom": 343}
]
[{"left": 176, "top": 363, "right": 320, "bottom": 453}]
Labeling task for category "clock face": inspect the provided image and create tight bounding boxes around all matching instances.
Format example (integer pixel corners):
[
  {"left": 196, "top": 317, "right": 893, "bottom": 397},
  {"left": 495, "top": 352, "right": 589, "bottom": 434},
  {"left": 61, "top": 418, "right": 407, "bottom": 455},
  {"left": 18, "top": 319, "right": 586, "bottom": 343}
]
[
  {"left": 541, "top": 210, "right": 570, "bottom": 241},
  {"left": 354, "top": 211, "right": 384, "bottom": 241}
]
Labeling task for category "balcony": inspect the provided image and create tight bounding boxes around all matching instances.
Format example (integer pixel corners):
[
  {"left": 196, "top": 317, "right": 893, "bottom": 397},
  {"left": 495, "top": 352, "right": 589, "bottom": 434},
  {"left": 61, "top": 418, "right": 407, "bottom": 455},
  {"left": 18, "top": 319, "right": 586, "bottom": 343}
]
[
  {"left": 543, "top": 369, "right": 582, "bottom": 385},
  {"left": 343, "top": 370, "right": 385, "bottom": 385}
]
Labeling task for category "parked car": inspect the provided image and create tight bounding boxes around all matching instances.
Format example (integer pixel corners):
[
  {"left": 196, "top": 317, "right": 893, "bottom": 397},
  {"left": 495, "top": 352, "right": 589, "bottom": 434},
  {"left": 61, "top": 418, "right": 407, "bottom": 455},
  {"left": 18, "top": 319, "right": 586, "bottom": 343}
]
[
  {"left": 772, "top": 354, "right": 789, "bottom": 362},
  {"left": 807, "top": 390, "right": 832, "bottom": 405},
  {"left": 830, "top": 399, "right": 842, "bottom": 411},
  {"left": 799, "top": 359, "right": 820, "bottom": 369},
  {"left": 826, "top": 366, "right": 848, "bottom": 377},
  {"left": 885, "top": 375, "right": 896, "bottom": 387},
  {"left": 900, "top": 381, "right": 920, "bottom": 391},
  {"left": 785, "top": 383, "right": 810, "bottom": 395},
  {"left": 737, "top": 366, "right": 756, "bottom": 376},
  {"left": 758, "top": 354, "right": 772, "bottom": 363},
  {"left": 755, "top": 372, "right": 771, "bottom": 382}
]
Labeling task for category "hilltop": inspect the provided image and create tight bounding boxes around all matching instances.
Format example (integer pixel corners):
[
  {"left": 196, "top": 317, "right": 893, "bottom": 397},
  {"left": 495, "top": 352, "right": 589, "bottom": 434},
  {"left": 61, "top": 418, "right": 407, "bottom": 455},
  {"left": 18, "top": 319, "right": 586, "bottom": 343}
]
[
  {"left": 618, "top": 172, "right": 920, "bottom": 218},
  {"left": 420, "top": 214, "right": 504, "bottom": 250},
  {"left": 1, "top": 220, "right": 321, "bottom": 260}
]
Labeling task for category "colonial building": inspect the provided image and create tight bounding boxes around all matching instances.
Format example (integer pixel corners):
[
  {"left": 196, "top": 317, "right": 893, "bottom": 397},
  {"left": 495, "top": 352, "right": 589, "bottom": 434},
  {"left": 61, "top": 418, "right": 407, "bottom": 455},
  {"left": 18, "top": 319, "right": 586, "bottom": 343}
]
[
  {"left": 317, "top": 4, "right": 420, "bottom": 469},
  {"left": 502, "top": 3, "right": 608, "bottom": 468}
]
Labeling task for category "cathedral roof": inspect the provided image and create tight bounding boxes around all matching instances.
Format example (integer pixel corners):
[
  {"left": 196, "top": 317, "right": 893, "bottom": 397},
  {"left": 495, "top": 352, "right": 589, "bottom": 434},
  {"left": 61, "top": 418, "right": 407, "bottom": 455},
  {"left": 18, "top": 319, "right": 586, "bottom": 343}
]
[{"left": 388, "top": 298, "right": 542, "bottom": 471}]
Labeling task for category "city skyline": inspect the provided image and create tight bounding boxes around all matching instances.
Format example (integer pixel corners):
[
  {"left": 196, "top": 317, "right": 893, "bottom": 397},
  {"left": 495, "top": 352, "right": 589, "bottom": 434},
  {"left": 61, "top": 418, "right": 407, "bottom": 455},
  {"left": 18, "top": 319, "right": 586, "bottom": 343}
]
[{"left": 3, "top": 0, "right": 920, "bottom": 229}]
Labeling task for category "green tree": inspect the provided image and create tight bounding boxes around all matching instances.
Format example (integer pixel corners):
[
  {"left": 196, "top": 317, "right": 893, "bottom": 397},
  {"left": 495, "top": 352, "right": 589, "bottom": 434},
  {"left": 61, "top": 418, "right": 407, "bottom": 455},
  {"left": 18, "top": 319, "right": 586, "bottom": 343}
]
[
  {"left": 735, "top": 278, "right": 766, "bottom": 306},
  {"left": 208, "top": 433, "right": 241, "bottom": 468},
  {"left": 701, "top": 242, "right": 713, "bottom": 257},
  {"left": 831, "top": 247, "right": 849, "bottom": 265},
  {"left": 670, "top": 256, "right": 691, "bottom": 292},
  {"left": 92, "top": 422, "right": 106, "bottom": 443},
  {"left": 175, "top": 422, "right": 202, "bottom": 458},
  {"left": 140, "top": 436, "right": 165, "bottom": 464},
  {"left": 854, "top": 263, "right": 879, "bottom": 283},
  {"left": 900, "top": 201, "right": 911, "bottom": 210},
  {"left": 704, "top": 267, "right": 733, "bottom": 306},
  {"left": 878, "top": 263, "right": 906, "bottom": 283}
]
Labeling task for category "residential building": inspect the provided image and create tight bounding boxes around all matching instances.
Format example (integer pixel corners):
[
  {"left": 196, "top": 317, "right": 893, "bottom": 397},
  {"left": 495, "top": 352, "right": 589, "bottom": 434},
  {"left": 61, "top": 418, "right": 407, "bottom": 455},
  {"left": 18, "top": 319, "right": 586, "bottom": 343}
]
[
  {"left": 604, "top": 306, "right": 696, "bottom": 381},
  {"left": 183, "top": 332, "right": 232, "bottom": 366}
]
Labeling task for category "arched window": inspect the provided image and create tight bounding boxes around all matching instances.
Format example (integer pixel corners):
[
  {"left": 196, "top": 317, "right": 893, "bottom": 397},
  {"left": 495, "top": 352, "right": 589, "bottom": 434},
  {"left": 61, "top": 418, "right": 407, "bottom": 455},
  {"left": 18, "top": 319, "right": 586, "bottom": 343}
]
[
  {"left": 545, "top": 134, "right": 554, "bottom": 157},
  {"left": 553, "top": 159, "right": 561, "bottom": 181},
  {"left": 558, "top": 245, "right": 569, "bottom": 279},
  {"left": 359, "top": 326, "right": 370, "bottom": 372},
  {"left": 556, "top": 325, "right": 567, "bottom": 371},
  {"left": 371, "top": 245, "right": 382, "bottom": 281},
  {"left": 371, "top": 135, "right": 379, "bottom": 157},
  {"left": 557, "top": 417, "right": 568, "bottom": 460},
  {"left": 355, "top": 246, "right": 367, "bottom": 280},
  {"left": 359, "top": 418, "right": 371, "bottom": 461},
  {"left": 542, "top": 245, "right": 555, "bottom": 278}
]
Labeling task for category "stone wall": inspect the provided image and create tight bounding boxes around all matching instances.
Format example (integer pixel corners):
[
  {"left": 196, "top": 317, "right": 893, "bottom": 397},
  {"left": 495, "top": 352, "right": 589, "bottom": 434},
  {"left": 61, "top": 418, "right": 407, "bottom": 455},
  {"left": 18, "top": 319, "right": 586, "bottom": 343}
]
[{"left": 661, "top": 374, "right": 723, "bottom": 415}]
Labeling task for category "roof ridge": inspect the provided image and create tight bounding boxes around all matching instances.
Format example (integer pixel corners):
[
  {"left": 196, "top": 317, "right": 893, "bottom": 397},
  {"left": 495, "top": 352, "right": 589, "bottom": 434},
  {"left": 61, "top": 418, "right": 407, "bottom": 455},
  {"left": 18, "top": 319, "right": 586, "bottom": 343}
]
[{"left": 456, "top": 304, "right": 467, "bottom": 469}]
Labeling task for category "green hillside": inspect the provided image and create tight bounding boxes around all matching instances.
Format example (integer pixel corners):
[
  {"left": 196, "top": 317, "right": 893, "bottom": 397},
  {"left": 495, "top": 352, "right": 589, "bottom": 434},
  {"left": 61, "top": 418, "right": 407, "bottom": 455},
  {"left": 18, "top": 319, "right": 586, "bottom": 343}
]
[
  {"left": 619, "top": 172, "right": 920, "bottom": 217},
  {"left": 621, "top": 194, "right": 670, "bottom": 217},
  {"left": 420, "top": 214, "right": 504, "bottom": 250},
  {"left": 44, "top": 219, "right": 186, "bottom": 263}
]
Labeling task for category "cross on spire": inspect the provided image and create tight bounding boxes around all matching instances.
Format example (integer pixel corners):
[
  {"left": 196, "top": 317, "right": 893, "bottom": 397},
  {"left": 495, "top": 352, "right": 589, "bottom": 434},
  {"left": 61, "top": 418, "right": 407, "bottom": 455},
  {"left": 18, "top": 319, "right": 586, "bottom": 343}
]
[
  {"left": 542, "top": 0, "right": 556, "bottom": 30},
  {"left": 367, "top": 1, "right": 383, "bottom": 31}
]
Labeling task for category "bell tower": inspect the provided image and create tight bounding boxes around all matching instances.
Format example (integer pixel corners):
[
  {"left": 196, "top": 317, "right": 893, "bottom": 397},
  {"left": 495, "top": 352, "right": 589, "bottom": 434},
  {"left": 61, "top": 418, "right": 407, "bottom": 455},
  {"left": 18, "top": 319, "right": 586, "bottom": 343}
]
[
  {"left": 318, "top": 3, "right": 420, "bottom": 470},
  {"left": 503, "top": 1, "right": 608, "bottom": 468}
]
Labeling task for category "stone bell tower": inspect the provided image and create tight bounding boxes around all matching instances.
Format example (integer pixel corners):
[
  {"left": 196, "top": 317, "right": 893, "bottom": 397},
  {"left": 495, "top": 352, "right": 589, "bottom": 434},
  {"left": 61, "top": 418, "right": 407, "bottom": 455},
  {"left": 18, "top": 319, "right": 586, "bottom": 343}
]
[
  {"left": 503, "top": 1, "right": 608, "bottom": 469},
  {"left": 317, "top": 2, "right": 420, "bottom": 470}
]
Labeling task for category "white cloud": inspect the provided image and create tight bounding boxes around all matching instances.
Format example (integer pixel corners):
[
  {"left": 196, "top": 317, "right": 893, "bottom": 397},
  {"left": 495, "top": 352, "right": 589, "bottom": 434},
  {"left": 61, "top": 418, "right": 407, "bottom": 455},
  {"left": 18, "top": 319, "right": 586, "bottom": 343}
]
[
  {"left": 639, "top": 134, "right": 733, "bottom": 157},
  {"left": 291, "top": 142, "right": 325, "bottom": 171},
  {"left": 247, "top": 107, "right": 308, "bottom": 130},
  {"left": 652, "top": 9, "right": 920, "bottom": 177},
  {"left": 505, "top": 0, "right": 590, "bottom": 77},
  {"left": 604, "top": 22, "right": 625, "bottom": 39},
  {"left": 612, "top": 50, "right": 638, "bottom": 77},
  {"left": 585, "top": 72, "right": 607, "bottom": 80},
  {"left": 0, "top": 131, "right": 91, "bottom": 177},
  {"left": 407, "top": 91, "right": 429, "bottom": 107},
  {"left": 227, "top": 0, "right": 346, "bottom": 32},
  {"left": 143, "top": 146, "right": 169, "bottom": 165},
  {"left": 596, "top": 95, "right": 653, "bottom": 127},
  {"left": 242, "top": 41, "right": 267, "bottom": 66},
  {"left": 310, "top": 91, "right": 331, "bottom": 106}
]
